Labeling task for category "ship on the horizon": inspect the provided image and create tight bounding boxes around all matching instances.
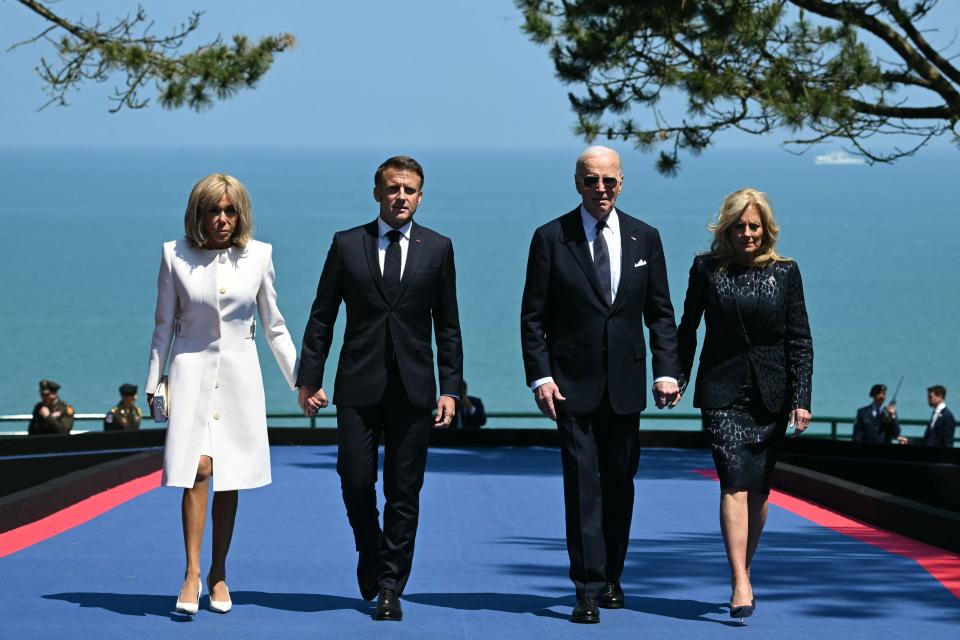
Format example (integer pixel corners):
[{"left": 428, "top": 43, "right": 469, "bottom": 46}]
[{"left": 814, "top": 150, "right": 866, "bottom": 165}]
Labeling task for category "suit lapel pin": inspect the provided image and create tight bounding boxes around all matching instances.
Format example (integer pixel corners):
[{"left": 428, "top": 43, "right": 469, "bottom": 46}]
[
  {"left": 416, "top": 239, "right": 422, "bottom": 244},
  {"left": 630, "top": 236, "right": 637, "bottom": 241}
]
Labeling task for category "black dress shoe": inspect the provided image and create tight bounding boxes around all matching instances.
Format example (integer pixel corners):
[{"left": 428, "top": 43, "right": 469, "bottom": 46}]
[
  {"left": 356, "top": 552, "right": 379, "bottom": 601},
  {"left": 372, "top": 589, "right": 403, "bottom": 621},
  {"left": 571, "top": 598, "right": 600, "bottom": 624},
  {"left": 598, "top": 582, "right": 624, "bottom": 609}
]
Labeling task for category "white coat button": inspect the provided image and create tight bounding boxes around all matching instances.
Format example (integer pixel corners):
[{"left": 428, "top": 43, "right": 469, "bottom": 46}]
[
  {"left": 213, "top": 412, "right": 220, "bottom": 420},
  {"left": 219, "top": 287, "right": 226, "bottom": 294}
]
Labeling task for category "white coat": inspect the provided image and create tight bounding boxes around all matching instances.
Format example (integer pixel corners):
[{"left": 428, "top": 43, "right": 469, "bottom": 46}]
[{"left": 145, "top": 239, "right": 298, "bottom": 491}]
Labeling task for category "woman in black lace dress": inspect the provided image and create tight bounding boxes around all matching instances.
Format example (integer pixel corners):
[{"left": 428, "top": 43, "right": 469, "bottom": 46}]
[{"left": 677, "top": 188, "right": 813, "bottom": 620}]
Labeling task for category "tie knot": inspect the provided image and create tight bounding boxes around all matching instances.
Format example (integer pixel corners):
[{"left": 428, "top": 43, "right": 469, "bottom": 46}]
[
  {"left": 594, "top": 218, "right": 607, "bottom": 234},
  {"left": 386, "top": 230, "right": 402, "bottom": 244}
]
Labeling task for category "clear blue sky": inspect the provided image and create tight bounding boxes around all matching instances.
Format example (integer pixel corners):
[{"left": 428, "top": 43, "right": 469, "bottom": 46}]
[{"left": 1, "top": 0, "right": 958, "bottom": 149}]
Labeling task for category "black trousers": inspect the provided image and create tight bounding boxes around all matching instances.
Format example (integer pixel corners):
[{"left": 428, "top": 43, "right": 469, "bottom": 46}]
[
  {"left": 335, "top": 360, "right": 432, "bottom": 595},
  {"left": 555, "top": 392, "right": 641, "bottom": 599}
]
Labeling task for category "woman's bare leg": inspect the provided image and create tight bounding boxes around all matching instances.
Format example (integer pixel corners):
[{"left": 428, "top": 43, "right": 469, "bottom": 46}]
[
  {"left": 745, "top": 491, "right": 769, "bottom": 582},
  {"left": 720, "top": 489, "right": 754, "bottom": 607},
  {"left": 179, "top": 456, "right": 213, "bottom": 604},
  {"left": 208, "top": 484, "right": 239, "bottom": 602}
]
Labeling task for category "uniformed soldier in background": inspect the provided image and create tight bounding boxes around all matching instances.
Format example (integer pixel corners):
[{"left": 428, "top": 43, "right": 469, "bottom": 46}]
[
  {"left": 104, "top": 383, "right": 141, "bottom": 431},
  {"left": 28, "top": 379, "right": 75, "bottom": 435}
]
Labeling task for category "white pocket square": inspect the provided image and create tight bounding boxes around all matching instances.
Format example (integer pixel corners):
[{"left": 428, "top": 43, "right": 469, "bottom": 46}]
[{"left": 634, "top": 259, "right": 647, "bottom": 268}]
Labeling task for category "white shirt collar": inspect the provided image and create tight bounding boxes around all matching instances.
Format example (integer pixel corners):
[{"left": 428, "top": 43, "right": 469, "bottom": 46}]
[
  {"left": 377, "top": 217, "right": 413, "bottom": 240},
  {"left": 934, "top": 401, "right": 947, "bottom": 413},
  {"left": 579, "top": 205, "right": 619, "bottom": 236}
]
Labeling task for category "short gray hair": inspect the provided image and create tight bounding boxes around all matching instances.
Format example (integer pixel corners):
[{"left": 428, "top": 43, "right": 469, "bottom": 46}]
[{"left": 575, "top": 145, "right": 622, "bottom": 177}]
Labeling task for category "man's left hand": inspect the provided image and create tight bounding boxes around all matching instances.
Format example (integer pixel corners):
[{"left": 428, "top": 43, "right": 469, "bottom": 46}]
[
  {"left": 434, "top": 396, "right": 456, "bottom": 428},
  {"left": 653, "top": 381, "right": 681, "bottom": 409}
]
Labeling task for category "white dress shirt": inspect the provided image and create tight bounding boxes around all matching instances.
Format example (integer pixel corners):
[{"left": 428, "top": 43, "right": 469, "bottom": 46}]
[
  {"left": 582, "top": 205, "right": 622, "bottom": 300},
  {"left": 530, "top": 207, "right": 676, "bottom": 392},
  {"left": 377, "top": 217, "right": 412, "bottom": 277},
  {"left": 930, "top": 401, "right": 947, "bottom": 427}
]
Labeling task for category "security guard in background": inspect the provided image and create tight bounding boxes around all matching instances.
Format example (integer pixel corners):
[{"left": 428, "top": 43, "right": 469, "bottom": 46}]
[
  {"left": 104, "top": 383, "right": 141, "bottom": 431},
  {"left": 28, "top": 379, "right": 75, "bottom": 435}
]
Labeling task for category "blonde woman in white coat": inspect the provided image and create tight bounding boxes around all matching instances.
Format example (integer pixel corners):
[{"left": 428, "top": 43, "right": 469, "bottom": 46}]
[{"left": 146, "top": 173, "right": 298, "bottom": 615}]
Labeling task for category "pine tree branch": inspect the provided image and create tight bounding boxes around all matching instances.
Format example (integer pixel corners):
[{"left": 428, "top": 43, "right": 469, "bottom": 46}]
[
  {"left": 12, "top": 0, "right": 294, "bottom": 112},
  {"left": 790, "top": 0, "right": 960, "bottom": 109},
  {"left": 879, "top": 0, "right": 960, "bottom": 85}
]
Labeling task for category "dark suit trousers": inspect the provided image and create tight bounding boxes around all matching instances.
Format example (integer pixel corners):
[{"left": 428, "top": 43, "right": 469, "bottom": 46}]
[
  {"left": 336, "top": 358, "right": 432, "bottom": 595},
  {"left": 556, "top": 391, "right": 641, "bottom": 598}
]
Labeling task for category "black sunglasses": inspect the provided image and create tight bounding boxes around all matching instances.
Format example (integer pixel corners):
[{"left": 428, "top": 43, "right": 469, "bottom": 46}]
[{"left": 581, "top": 176, "right": 619, "bottom": 188}]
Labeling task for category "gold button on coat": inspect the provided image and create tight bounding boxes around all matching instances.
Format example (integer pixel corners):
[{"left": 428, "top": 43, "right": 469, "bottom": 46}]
[
  {"left": 213, "top": 412, "right": 220, "bottom": 420},
  {"left": 219, "top": 287, "right": 226, "bottom": 294}
]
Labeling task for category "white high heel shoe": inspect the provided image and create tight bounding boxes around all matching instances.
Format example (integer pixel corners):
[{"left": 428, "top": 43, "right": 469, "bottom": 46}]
[
  {"left": 207, "top": 577, "right": 232, "bottom": 614},
  {"left": 175, "top": 582, "right": 202, "bottom": 615}
]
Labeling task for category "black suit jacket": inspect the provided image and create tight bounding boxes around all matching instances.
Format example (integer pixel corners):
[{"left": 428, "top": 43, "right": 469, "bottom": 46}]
[
  {"left": 297, "top": 220, "right": 463, "bottom": 409},
  {"left": 677, "top": 255, "right": 813, "bottom": 414},
  {"left": 520, "top": 208, "right": 680, "bottom": 415},
  {"left": 852, "top": 404, "right": 900, "bottom": 443},
  {"left": 923, "top": 407, "right": 956, "bottom": 447}
]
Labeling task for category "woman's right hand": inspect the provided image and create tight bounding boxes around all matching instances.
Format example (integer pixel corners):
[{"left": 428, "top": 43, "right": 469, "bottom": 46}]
[{"left": 789, "top": 408, "right": 812, "bottom": 436}]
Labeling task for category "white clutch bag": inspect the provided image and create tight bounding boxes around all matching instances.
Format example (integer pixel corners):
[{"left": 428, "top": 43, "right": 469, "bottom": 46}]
[{"left": 152, "top": 375, "right": 170, "bottom": 423}]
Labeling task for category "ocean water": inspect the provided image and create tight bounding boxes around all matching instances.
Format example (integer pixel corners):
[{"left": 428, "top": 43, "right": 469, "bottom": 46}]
[{"left": 1, "top": 146, "right": 957, "bottom": 431}]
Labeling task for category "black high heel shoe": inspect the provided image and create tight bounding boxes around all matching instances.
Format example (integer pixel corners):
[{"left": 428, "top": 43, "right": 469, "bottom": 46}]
[{"left": 730, "top": 597, "right": 756, "bottom": 623}]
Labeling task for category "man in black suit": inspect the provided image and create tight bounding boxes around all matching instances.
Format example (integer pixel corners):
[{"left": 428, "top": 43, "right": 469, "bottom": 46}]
[
  {"left": 923, "top": 385, "right": 955, "bottom": 447},
  {"left": 297, "top": 156, "right": 463, "bottom": 621},
  {"left": 520, "top": 146, "right": 681, "bottom": 623},
  {"left": 852, "top": 384, "right": 904, "bottom": 444}
]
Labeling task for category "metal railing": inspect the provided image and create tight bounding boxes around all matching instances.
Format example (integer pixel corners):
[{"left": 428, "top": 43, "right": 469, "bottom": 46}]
[{"left": 1, "top": 411, "right": 954, "bottom": 443}]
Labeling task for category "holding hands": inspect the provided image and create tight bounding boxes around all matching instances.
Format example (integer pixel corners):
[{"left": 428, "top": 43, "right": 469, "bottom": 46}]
[
  {"left": 298, "top": 386, "right": 329, "bottom": 416},
  {"left": 653, "top": 380, "right": 681, "bottom": 409}
]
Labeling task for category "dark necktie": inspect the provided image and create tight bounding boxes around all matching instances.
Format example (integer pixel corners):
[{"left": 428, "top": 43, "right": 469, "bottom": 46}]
[
  {"left": 383, "top": 229, "right": 402, "bottom": 301},
  {"left": 593, "top": 218, "right": 612, "bottom": 304}
]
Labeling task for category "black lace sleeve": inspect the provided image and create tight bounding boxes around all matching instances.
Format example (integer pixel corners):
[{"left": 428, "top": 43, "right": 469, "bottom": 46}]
[
  {"left": 784, "top": 261, "right": 813, "bottom": 411},
  {"left": 677, "top": 256, "right": 705, "bottom": 395}
]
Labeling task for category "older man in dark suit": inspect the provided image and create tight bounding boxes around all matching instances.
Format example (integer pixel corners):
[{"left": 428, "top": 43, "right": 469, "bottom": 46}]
[
  {"left": 520, "top": 146, "right": 681, "bottom": 623},
  {"left": 298, "top": 156, "right": 463, "bottom": 621}
]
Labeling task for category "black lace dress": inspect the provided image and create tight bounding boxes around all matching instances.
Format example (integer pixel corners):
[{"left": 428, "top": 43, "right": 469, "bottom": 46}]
[
  {"left": 678, "top": 257, "right": 813, "bottom": 494},
  {"left": 702, "top": 266, "right": 785, "bottom": 492}
]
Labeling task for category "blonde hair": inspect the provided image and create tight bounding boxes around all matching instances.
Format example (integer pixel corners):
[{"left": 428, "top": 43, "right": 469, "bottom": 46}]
[
  {"left": 183, "top": 173, "right": 253, "bottom": 248},
  {"left": 706, "top": 188, "right": 787, "bottom": 266}
]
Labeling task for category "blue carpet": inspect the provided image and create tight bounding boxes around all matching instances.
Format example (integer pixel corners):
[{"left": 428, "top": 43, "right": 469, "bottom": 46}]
[{"left": 1, "top": 446, "right": 958, "bottom": 639}]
